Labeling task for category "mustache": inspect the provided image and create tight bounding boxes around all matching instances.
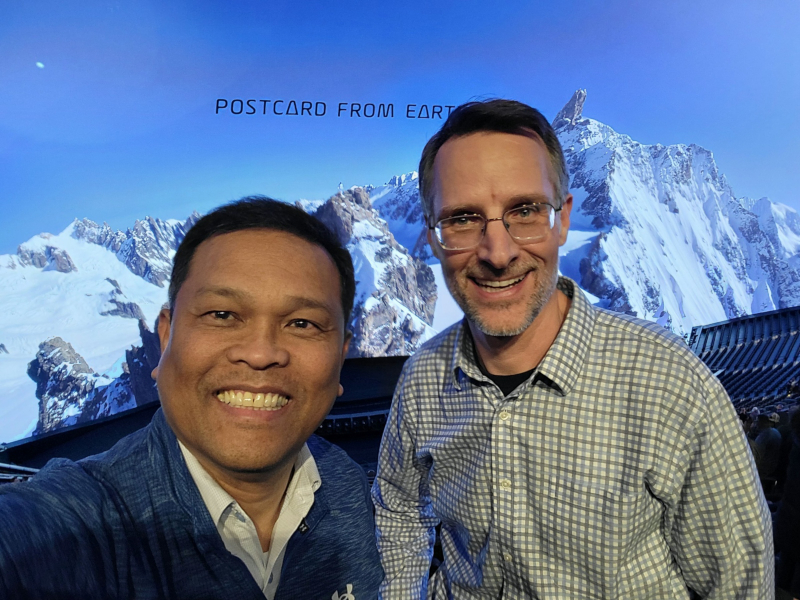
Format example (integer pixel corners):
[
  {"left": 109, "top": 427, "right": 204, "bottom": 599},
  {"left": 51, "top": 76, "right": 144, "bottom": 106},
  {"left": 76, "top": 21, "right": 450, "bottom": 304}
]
[{"left": 466, "top": 264, "right": 535, "bottom": 280}]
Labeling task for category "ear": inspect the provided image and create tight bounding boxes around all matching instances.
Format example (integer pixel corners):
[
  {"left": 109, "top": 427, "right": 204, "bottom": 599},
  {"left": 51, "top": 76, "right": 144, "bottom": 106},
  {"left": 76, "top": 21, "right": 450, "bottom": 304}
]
[
  {"left": 153, "top": 308, "right": 173, "bottom": 380},
  {"left": 157, "top": 308, "right": 172, "bottom": 354},
  {"left": 558, "top": 193, "right": 573, "bottom": 247}
]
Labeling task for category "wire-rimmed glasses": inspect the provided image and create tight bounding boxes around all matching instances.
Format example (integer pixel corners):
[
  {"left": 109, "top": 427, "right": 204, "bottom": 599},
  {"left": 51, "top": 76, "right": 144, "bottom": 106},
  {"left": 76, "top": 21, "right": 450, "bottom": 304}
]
[{"left": 430, "top": 203, "right": 561, "bottom": 251}]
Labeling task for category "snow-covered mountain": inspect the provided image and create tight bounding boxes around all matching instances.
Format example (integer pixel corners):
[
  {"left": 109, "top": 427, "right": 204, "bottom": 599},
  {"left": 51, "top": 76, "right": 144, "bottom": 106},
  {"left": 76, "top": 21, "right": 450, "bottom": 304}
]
[
  {"left": 0, "top": 215, "right": 197, "bottom": 441},
  {"left": 0, "top": 192, "right": 436, "bottom": 442},
  {"left": 310, "top": 188, "right": 436, "bottom": 357},
  {"left": 368, "top": 173, "right": 432, "bottom": 262},
  {"left": 4, "top": 89, "right": 799, "bottom": 444},
  {"left": 368, "top": 90, "right": 800, "bottom": 336},
  {"left": 554, "top": 89, "right": 800, "bottom": 332}
]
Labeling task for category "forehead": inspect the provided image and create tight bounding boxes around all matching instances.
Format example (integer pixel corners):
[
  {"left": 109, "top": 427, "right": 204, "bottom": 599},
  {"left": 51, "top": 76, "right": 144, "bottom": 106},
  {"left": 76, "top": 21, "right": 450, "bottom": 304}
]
[
  {"left": 180, "top": 229, "right": 342, "bottom": 309},
  {"left": 432, "top": 131, "right": 555, "bottom": 215}
]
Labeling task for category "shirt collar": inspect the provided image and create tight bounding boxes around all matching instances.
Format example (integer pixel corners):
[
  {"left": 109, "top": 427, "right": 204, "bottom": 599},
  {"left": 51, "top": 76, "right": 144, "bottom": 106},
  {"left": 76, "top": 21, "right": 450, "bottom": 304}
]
[
  {"left": 450, "top": 276, "right": 595, "bottom": 396},
  {"left": 178, "top": 441, "right": 321, "bottom": 529}
]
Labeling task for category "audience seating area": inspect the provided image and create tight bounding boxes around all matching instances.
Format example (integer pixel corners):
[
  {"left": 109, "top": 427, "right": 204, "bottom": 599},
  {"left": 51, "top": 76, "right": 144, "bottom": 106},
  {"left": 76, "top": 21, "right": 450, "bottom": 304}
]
[{"left": 689, "top": 306, "right": 800, "bottom": 411}]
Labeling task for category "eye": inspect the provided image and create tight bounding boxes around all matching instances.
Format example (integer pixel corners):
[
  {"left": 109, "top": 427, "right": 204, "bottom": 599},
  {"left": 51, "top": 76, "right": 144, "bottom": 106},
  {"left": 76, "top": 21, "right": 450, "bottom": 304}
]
[
  {"left": 200, "top": 310, "right": 236, "bottom": 323},
  {"left": 443, "top": 214, "right": 482, "bottom": 229},
  {"left": 517, "top": 205, "right": 541, "bottom": 217},
  {"left": 289, "top": 319, "right": 318, "bottom": 330}
]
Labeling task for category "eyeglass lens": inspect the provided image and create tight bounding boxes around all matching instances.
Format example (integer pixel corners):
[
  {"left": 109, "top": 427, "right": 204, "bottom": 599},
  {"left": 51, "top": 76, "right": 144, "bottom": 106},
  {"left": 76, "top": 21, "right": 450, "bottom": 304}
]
[{"left": 435, "top": 204, "right": 555, "bottom": 250}]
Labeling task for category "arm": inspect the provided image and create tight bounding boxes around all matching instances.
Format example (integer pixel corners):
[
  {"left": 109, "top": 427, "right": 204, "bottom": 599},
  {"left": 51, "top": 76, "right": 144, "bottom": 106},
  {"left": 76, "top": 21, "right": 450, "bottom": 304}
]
[
  {"left": 0, "top": 460, "right": 114, "bottom": 599},
  {"left": 666, "top": 382, "right": 773, "bottom": 599},
  {"left": 372, "top": 368, "right": 439, "bottom": 599}
]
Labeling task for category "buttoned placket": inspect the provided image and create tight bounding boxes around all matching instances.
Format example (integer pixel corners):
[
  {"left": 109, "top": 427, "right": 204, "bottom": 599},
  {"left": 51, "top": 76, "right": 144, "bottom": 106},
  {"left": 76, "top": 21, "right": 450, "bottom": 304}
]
[{"left": 487, "top": 382, "right": 522, "bottom": 597}]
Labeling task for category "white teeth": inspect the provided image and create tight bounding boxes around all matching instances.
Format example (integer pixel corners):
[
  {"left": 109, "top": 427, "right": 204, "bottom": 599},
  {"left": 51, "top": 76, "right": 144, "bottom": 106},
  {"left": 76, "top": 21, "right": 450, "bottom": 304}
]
[
  {"left": 476, "top": 275, "right": 525, "bottom": 289},
  {"left": 215, "top": 390, "right": 290, "bottom": 411}
]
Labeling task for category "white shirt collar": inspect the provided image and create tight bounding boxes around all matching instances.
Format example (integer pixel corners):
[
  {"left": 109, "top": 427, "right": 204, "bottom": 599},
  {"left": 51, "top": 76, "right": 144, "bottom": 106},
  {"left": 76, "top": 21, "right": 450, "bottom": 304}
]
[
  {"left": 178, "top": 441, "right": 321, "bottom": 598},
  {"left": 178, "top": 441, "right": 321, "bottom": 529}
]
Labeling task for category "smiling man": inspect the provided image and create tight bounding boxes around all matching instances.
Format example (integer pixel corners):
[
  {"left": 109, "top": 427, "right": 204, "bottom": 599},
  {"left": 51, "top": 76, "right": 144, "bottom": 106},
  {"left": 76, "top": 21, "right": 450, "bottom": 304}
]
[
  {"left": 372, "top": 100, "right": 773, "bottom": 599},
  {"left": 0, "top": 198, "right": 382, "bottom": 599}
]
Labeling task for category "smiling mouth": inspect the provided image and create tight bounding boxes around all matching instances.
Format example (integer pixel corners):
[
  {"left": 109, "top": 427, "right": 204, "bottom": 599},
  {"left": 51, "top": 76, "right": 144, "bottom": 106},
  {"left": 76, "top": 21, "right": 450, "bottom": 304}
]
[
  {"left": 472, "top": 273, "right": 527, "bottom": 292},
  {"left": 216, "top": 390, "right": 290, "bottom": 411}
]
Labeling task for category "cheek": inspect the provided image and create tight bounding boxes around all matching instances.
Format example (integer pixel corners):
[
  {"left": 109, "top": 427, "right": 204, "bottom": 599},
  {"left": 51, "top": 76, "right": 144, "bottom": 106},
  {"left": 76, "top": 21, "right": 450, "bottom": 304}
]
[
  {"left": 441, "top": 254, "right": 471, "bottom": 278},
  {"left": 159, "top": 336, "right": 220, "bottom": 389}
]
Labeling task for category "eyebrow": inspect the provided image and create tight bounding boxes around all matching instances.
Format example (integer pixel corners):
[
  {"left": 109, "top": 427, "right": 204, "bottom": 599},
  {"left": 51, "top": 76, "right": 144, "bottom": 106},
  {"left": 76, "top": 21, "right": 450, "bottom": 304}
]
[
  {"left": 194, "top": 286, "right": 338, "bottom": 314},
  {"left": 437, "top": 193, "right": 553, "bottom": 219},
  {"left": 194, "top": 286, "right": 250, "bottom": 302}
]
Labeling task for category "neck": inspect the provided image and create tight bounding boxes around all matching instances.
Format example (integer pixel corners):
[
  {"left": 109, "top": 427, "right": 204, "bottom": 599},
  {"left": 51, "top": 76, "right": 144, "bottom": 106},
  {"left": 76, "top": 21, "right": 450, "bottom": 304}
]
[
  {"left": 194, "top": 452, "right": 297, "bottom": 552},
  {"left": 471, "top": 289, "right": 570, "bottom": 376}
]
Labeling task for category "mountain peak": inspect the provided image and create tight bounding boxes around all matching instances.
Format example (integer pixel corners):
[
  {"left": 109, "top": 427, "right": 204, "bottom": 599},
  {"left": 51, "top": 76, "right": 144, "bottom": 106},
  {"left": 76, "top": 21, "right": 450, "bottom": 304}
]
[
  {"left": 553, "top": 89, "right": 587, "bottom": 129},
  {"left": 387, "top": 172, "right": 418, "bottom": 187}
]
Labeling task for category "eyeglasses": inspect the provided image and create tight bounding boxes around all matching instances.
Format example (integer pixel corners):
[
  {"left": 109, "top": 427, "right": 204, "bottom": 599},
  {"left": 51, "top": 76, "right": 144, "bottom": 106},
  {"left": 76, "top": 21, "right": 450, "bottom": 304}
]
[{"left": 430, "top": 203, "right": 561, "bottom": 251}]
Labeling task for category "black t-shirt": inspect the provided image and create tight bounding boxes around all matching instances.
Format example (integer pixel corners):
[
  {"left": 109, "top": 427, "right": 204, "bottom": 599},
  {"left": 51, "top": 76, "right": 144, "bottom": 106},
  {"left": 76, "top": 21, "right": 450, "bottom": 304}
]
[
  {"left": 469, "top": 326, "right": 536, "bottom": 396},
  {"left": 482, "top": 367, "right": 535, "bottom": 397}
]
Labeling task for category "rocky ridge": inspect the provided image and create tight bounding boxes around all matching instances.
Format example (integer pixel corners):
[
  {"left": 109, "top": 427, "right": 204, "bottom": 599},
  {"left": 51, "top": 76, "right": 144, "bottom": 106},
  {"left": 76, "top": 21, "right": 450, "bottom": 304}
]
[
  {"left": 27, "top": 320, "right": 161, "bottom": 435},
  {"left": 555, "top": 89, "right": 800, "bottom": 331},
  {"left": 311, "top": 188, "right": 437, "bottom": 356}
]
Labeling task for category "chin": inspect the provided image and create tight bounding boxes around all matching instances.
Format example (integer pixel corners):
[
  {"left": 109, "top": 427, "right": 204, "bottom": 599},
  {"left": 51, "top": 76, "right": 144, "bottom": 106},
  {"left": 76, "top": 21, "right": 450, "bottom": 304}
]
[
  {"left": 465, "top": 305, "right": 533, "bottom": 337},
  {"left": 473, "top": 319, "right": 531, "bottom": 338}
]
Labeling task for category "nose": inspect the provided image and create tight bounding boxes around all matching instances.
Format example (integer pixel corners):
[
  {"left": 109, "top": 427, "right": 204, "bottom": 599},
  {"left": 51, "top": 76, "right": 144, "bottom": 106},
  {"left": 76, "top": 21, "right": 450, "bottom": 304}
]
[
  {"left": 226, "top": 324, "right": 289, "bottom": 370},
  {"left": 475, "top": 217, "right": 519, "bottom": 270}
]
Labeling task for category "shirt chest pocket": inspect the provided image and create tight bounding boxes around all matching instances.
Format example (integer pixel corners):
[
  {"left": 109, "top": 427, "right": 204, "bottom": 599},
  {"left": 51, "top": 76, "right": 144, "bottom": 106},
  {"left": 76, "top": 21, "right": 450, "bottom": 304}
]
[{"left": 538, "top": 474, "right": 657, "bottom": 575}]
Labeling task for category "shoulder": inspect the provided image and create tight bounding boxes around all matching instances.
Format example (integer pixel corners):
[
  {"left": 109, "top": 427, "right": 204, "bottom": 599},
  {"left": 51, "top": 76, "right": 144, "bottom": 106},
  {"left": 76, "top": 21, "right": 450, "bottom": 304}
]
[
  {"left": 594, "top": 307, "right": 688, "bottom": 351},
  {"left": 593, "top": 307, "right": 718, "bottom": 383},
  {"left": 0, "top": 457, "right": 101, "bottom": 510},
  {"left": 79, "top": 421, "right": 154, "bottom": 473},
  {"left": 585, "top": 307, "right": 736, "bottom": 432},
  {"left": 397, "top": 320, "right": 462, "bottom": 384},
  {"left": 0, "top": 419, "right": 154, "bottom": 504},
  {"left": 307, "top": 435, "right": 367, "bottom": 486},
  {"left": 0, "top": 422, "right": 156, "bottom": 526},
  {"left": 62, "top": 419, "right": 169, "bottom": 500},
  {"left": 0, "top": 457, "right": 111, "bottom": 574},
  {"left": 306, "top": 437, "right": 376, "bottom": 534}
]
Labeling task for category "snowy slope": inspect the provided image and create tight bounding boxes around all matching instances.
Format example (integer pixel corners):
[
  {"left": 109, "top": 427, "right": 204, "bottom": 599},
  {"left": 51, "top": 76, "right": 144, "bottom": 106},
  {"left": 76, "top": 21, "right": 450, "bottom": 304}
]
[
  {"left": 369, "top": 91, "right": 800, "bottom": 338},
  {"left": 4, "top": 91, "right": 800, "bottom": 444},
  {"left": 0, "top": 192, "right": 436, "bottom": 443},
  {"left": 0, "top": 221, "right": 178, "bottom": 441},
  {"left": 555, "top": 89, "right": 800, "bottom": 333},
  {"left": 310, "top": 188, "right": 437, "bottom": 357}
]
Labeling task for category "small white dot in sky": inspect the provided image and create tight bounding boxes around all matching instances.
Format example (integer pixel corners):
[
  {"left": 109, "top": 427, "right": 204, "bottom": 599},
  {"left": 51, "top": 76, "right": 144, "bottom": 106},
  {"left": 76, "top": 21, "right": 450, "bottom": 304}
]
[{"left": 36, "top": 62, "right": 45, "bottom": 69}]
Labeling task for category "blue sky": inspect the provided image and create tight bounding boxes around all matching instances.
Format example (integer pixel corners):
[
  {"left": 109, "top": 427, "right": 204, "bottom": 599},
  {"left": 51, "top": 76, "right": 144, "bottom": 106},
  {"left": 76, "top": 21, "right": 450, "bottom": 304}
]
[{"left": 1, "top": 0, "right": 798, "bottom": 254}]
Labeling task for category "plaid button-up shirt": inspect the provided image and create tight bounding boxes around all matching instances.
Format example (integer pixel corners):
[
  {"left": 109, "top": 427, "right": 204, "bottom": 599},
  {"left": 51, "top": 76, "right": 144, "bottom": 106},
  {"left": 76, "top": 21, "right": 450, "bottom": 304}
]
[{"left": 373, "top": 277, "right": 773, "bottom": 599}]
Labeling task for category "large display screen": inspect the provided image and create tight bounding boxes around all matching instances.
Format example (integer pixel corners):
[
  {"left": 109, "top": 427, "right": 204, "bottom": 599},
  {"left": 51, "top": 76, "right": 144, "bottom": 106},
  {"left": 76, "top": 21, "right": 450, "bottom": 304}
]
[{"left": 1, "top": 1, "right": 798, "bottom": 445}]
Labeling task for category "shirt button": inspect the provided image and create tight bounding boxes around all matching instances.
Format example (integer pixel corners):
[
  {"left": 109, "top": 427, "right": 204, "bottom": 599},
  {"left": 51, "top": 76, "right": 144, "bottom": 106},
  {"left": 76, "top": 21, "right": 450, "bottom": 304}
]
[
  {"left": 499, "top": 479, "right": 512, "bottom": 490},
  {"left": 499, "top": 410, "right": 511, "bottom": 421},
  {"left": 503, "top": 552, "right": 513, "bottom": 562}
]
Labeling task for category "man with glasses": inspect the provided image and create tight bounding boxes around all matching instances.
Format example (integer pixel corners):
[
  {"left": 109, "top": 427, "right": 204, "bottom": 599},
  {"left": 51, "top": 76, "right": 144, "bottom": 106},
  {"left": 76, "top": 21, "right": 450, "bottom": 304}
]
[{"left": 372, "top": 99, "right": 772, "bottom": 599}]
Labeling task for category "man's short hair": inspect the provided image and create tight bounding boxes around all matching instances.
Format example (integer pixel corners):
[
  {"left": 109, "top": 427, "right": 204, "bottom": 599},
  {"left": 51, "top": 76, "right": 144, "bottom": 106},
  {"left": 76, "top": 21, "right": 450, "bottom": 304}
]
[
  {"left": 168, "top": 196, "right": 356, "bottom": 325},
  {"left": 418, "top": 99, "right": 570, "bottom": 223}
]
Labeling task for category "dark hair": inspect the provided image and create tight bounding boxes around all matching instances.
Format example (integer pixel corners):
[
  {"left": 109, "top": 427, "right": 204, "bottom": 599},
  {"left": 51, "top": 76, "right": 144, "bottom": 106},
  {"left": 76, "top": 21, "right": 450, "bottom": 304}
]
[
  {"left": 169, "top": 196, "right": 355, "bottom": 325},
  {"left": 418, "top": 99, "right": 569, "bottom": 223}
]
